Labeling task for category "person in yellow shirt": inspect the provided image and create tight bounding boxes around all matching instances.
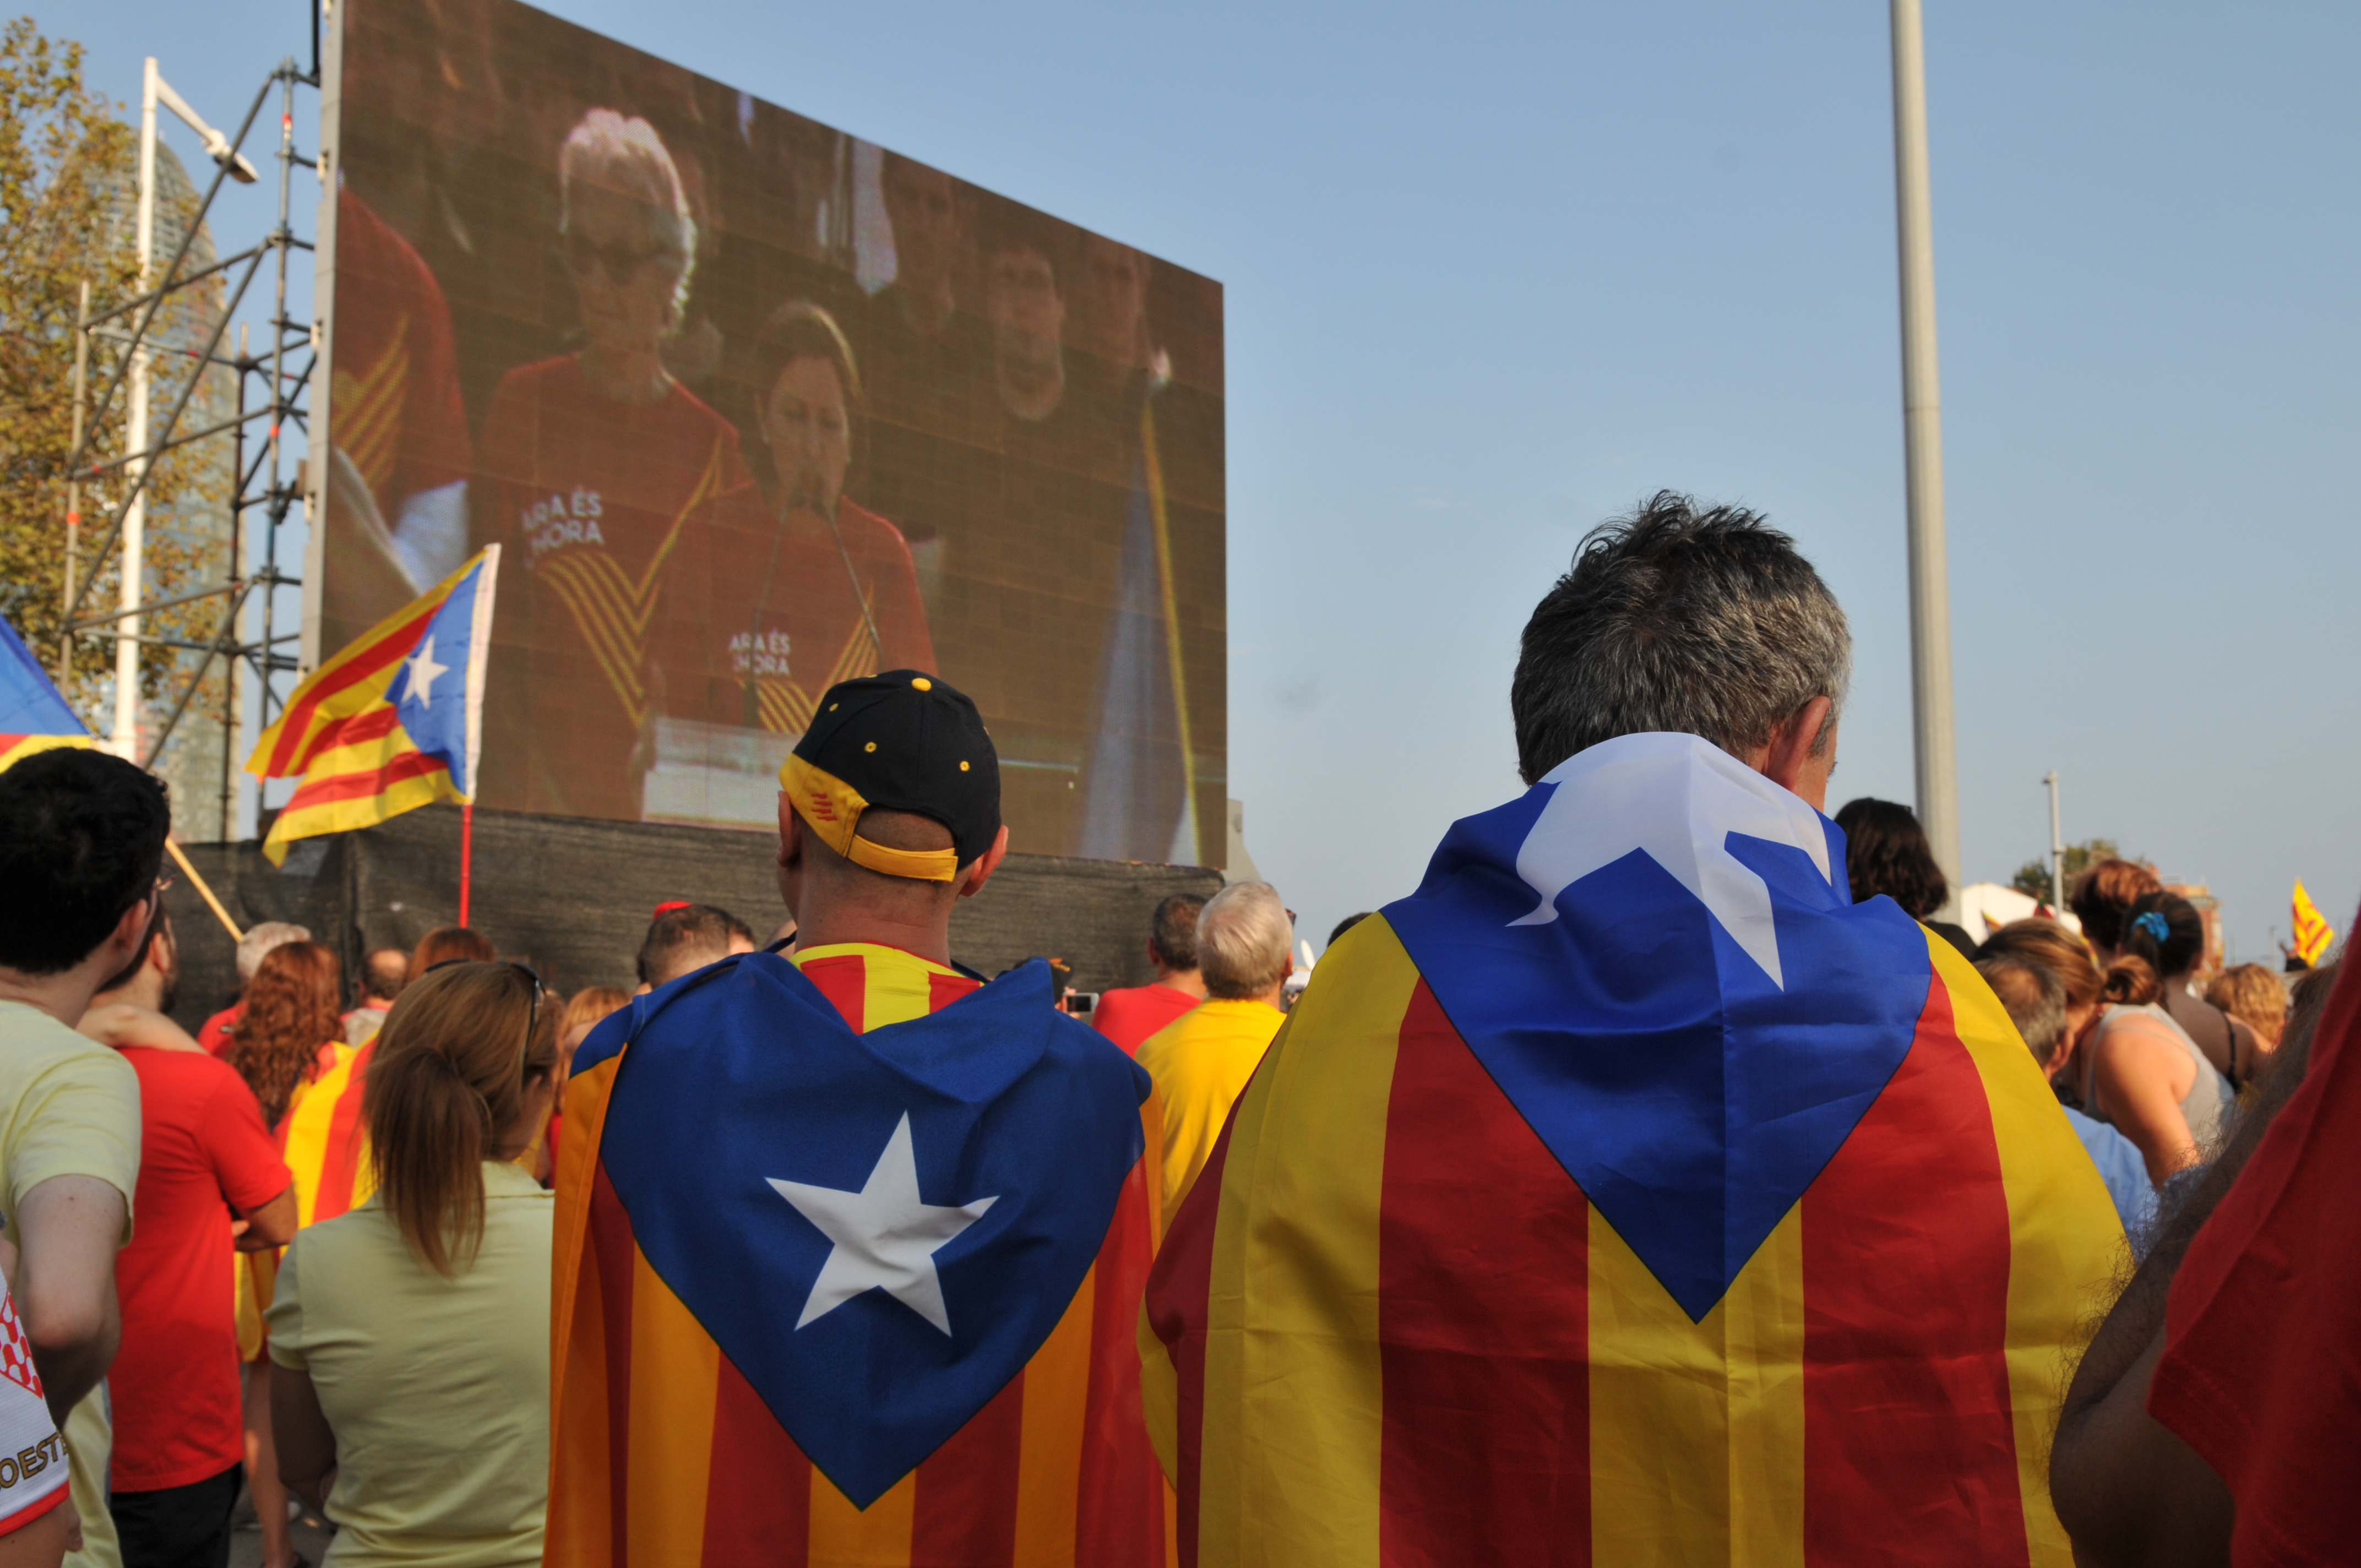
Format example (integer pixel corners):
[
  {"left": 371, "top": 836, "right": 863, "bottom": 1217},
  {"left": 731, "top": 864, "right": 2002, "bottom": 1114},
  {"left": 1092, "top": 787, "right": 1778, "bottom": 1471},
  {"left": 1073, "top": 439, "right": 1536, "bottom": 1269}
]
[{"left": 1136, "top": 880, "right": 1294, "bottom": 1231}]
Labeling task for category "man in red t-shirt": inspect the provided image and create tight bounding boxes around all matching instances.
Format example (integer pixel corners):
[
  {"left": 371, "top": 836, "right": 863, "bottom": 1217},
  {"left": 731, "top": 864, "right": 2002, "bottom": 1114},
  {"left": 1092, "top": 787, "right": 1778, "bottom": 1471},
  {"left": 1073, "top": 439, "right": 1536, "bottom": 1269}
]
[
  {"left": 1091, "top": 891, "right": 1207, "bottom": 1054},
  {"left": 85, "top": 917, "right": 295, "bottom": 1566}
]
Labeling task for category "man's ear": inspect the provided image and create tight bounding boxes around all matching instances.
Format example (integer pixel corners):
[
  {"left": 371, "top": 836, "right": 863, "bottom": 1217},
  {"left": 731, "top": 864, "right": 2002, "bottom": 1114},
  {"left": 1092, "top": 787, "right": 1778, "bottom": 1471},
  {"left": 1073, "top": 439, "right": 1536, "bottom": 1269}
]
[
  {"left": 956, "top": 824, "right": 1012, "bottom": 901},
  {"left": 776, "top": 793, "right": 803, "bottom": 871},
  {"left": 1760, "top": 695, "right": 1834, "bottom": 797}
]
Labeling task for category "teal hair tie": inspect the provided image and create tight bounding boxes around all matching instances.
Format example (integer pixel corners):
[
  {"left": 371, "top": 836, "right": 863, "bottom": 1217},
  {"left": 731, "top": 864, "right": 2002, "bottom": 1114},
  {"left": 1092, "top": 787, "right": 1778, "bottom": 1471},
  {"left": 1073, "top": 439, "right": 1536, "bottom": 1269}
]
[{"left": 2132, "top": 911, "right": 2171, "bottom": 944}]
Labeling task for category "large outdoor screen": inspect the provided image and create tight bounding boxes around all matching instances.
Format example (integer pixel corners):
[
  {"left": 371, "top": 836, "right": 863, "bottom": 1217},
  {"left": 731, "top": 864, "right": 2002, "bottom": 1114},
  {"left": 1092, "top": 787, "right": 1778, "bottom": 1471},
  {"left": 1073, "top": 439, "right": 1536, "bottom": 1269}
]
[{"left": 314, "top": 0, "right": 1225, "bottom": 864}]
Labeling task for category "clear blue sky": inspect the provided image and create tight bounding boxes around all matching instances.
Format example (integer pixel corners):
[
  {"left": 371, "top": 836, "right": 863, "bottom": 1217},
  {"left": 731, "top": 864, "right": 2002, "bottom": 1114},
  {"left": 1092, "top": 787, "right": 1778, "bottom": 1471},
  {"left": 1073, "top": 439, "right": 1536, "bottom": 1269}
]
[{"left": 56, "top": 0, "right": 2359, "bottom": 962}]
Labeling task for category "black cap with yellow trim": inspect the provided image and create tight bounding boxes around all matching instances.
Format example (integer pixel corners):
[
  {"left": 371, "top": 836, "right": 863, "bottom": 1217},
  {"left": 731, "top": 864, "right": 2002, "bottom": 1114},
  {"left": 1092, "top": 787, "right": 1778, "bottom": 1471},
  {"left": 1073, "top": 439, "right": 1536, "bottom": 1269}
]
[{"left": 781, "top": 670, "right": 1001, "bottom": 882}]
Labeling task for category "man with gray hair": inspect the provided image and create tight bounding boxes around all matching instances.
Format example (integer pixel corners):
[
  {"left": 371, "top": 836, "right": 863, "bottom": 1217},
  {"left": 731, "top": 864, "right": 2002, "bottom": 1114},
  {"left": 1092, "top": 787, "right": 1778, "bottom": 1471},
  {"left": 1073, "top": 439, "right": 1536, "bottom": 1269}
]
[
  {"left": 1144, "top": 494, "right": 2121, "bottom": 1564},
  {"left": 195, "top": 921, "right": 311, "bottom": 1055},
  {"left": 1135, "top": 882, "right": 1291, "bottom": 1231}
]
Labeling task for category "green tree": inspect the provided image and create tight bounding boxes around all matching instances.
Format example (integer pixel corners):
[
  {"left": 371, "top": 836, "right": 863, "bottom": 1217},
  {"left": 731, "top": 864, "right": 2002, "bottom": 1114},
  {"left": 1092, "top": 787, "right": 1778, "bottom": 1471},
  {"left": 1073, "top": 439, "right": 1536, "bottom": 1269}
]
[
  {"left": 0, "top": 17, "right": 220, "bottom": 722},
  {"left": 2011, "top": 837, "right": 2127, "bottom": 903}
]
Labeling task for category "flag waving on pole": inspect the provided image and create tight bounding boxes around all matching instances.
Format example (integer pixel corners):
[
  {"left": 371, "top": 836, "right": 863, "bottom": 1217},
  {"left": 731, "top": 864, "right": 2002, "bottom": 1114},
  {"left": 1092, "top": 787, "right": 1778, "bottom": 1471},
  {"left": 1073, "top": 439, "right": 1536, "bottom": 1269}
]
[
  {"left": 0, "top": 614, "right": 91, "bottom": 772},
  {"left": 1143, "top": 732, "right": 2123, "bottom": 1567},
  {"left": 247, "top": 547, "right": 498, "bottom": 864},
  {"left": 2292, "top": 879, "right": 2336, "bottom": 967}
]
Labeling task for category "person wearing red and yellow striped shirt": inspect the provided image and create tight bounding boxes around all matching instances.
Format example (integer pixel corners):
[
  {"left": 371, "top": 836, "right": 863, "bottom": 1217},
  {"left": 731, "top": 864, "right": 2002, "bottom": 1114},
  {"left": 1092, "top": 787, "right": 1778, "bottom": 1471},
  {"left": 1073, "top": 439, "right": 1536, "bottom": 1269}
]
[{"left": 550, "top": 671, "right": 1168, "bottom": 1567}]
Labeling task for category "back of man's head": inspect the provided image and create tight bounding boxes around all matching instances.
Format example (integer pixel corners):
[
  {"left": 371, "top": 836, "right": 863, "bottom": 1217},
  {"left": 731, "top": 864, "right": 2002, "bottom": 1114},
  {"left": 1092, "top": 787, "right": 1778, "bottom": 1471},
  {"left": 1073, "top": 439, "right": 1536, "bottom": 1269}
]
[
  {"left": 1976, "top": 953, "right": 2068, "bottom": 1069},
  {"left": 1510, "top": 492, "right": 1851, "bottom": 785},
  {"left": 1197, "top": 881, "right": 1293, "bottom": 1002},
  {"left": 364, "top": 947, "right": 411, "bottom": 1006},
  {"left": 0, "top": 748, "right": 171, "bottom": 978},
  {"left": 237, "top": 920, "right": 313, "bottom": 985},
  {"left": 1149, "top": 893, "right": 1206, "bottom": 973},
  {"left": 638, "top": 903, "right": 757, "bottom": 988}
]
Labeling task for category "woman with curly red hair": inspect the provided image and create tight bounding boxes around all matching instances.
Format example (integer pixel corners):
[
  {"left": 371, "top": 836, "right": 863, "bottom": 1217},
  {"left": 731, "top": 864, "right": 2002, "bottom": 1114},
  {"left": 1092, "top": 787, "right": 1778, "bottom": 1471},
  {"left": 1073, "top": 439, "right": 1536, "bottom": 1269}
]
[{"left": 224, "top": 941, "right": 347, "bottom": 1130}]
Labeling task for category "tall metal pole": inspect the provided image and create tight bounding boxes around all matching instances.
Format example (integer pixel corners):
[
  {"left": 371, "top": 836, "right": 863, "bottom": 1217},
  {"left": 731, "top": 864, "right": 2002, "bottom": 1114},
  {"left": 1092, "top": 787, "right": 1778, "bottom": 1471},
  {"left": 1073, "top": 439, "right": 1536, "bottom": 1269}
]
[
  {"left": 59, "top": 280, "right": 90, "bottom": 682},
  {"left": 117, "top": 58, "right": 161, "bottom": 759},
  {"left": 1889, "top": 0, "right": 1960, "bottom": 912},
  {"left": 2043, "top": 770, "right": 2064, "bottom": 911}
]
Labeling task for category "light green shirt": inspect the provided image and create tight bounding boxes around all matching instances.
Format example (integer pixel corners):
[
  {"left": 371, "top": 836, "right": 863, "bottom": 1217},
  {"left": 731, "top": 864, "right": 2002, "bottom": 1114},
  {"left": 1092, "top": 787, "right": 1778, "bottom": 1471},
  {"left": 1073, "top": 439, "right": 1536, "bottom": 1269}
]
[
  {"left": 0, "top": 1001, "right": 142, "bottom": 1568},
  {"left": 266, "top": 1161, "right": 553, "bottom": 1568}
]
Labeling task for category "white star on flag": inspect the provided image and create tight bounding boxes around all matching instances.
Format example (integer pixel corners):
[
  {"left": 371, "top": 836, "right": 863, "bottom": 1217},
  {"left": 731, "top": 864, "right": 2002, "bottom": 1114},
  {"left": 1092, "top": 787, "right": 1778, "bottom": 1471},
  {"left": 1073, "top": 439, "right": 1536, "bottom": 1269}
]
[
  {"left": 401, "top": 635, "right": 450, "bottom": 711},
  {"left": 769, "top": 1113, "right": 998, "bottom": 1336}
]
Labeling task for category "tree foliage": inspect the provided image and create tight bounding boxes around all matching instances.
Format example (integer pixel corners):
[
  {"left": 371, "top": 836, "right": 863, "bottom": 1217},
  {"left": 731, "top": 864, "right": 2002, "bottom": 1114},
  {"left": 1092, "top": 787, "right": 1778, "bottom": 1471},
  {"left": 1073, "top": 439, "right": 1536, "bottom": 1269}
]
[
  {"left": 0, "top": 17, "right": 226, "bottom": 722},
  {"left": 2010, "top": 837, "right": 2127, "bottom": 903}
]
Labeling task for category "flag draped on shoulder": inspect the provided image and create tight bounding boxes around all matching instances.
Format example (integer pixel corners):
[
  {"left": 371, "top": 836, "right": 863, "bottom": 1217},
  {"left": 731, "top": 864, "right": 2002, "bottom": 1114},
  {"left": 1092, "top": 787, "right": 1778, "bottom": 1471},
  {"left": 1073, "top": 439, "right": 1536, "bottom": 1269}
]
[
  {"left": 2292, "top": 879, "right": 2336, "bottom": 967},
  {"left": 1143, "top": 731, "right": 2124, "bottom": 1568},
  {"left": 0, "top": 613, "right": 90, "bottom": 772},
  {"left": 246, "top": 547, "right": 497, "bottom": 863},
  {"left": 550, "top": 950, "right": 1170, "bottom": 1567}
]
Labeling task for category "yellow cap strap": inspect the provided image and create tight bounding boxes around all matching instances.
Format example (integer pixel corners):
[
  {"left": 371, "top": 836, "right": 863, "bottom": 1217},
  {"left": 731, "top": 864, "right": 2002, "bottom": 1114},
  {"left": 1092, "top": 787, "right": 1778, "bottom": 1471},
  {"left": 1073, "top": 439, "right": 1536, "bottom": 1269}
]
[{"left": 780, "top": 754, "right": 960, "bottom": 883}]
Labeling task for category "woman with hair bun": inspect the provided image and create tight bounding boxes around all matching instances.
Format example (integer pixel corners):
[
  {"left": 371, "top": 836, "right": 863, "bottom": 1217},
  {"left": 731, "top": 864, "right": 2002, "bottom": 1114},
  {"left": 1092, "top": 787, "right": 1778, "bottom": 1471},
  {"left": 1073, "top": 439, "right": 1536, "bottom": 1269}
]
[
  {"left": 2117, "top": 891, "right": 2261, "bottom": 1088},
  {"left": 2080, "top": 894, "right": 2235, "bottom": 1186},
  {"left": 264, "top": 962, "right": 558, "bottom": 1566}
]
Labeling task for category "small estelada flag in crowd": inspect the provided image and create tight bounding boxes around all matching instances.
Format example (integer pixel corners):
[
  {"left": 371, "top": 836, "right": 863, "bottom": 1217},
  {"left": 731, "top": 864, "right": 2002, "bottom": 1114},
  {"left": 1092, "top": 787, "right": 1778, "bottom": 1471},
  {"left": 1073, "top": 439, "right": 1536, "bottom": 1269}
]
[
  {"left": 2292, "top": 878, "right": 2337, "bottom": 967},
  {"left": 246, "top": 547, "right": 498, "bottom": 865},
  {"left": 1145, "top": 732, "right": 2122, "bottom": 1566},
  {"left": 0, "top": 613, "right": 91, "bottom": 773}
]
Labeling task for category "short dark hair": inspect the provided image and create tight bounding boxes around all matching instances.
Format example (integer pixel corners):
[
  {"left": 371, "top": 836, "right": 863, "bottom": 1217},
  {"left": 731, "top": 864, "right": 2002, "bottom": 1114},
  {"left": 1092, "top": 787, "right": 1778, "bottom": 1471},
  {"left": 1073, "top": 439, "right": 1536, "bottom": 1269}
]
[
  {"left": 1149, "top": 892, "right": 1206, "bottom": 971},
  {"left": 638, "top": 903, "right": 755, "bottom": 987},
  {"left": 1976, "top": 952, "right": 2068, "bottom": 1065},
  {"left": 750, "top": 300, "right": 865, "bottom": 426},
  {"left": 364, "top": 948, "right": 411, "bottom": 1005},
  {"left": 0, "top": 748, "right": 171, "bottom": 976},
  {"left": 1510, "top": 493, "right": 1851, "bottom": 784},
  {"left": 1834, "top": 797, "right": 1948, "bottom": 919},
  {"left": 1329, "top": 912, "right": 1374, "bottom": 948}
]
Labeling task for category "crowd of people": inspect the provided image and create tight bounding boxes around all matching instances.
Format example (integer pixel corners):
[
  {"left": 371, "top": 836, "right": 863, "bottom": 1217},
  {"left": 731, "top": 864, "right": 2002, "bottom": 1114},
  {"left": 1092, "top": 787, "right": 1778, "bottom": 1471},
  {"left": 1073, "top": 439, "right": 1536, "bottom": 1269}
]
[{"left": 0, "top": 493, "right": 2350, "bottom": 1568}]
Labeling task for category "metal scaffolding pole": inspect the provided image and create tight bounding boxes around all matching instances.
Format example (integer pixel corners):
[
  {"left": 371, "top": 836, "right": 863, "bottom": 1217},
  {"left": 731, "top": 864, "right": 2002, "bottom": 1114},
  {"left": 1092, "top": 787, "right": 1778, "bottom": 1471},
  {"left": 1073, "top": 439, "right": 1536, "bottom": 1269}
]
[
  {"left": 57, "top": 50, "right": 311, "bottom": 837},
  {"left": 1890, "top": 0, "right": 1961, "bottom": 914}
]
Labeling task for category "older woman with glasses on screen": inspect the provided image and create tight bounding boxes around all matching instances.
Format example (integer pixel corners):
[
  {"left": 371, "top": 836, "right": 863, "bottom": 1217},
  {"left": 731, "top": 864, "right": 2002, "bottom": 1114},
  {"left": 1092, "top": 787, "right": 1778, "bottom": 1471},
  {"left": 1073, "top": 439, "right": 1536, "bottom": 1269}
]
[
  {"left": 265, "top": 962, "right": 558, "bottom": 1568},
  {"left": 473, "top": 106, "right": 760, "bottom": 823}
]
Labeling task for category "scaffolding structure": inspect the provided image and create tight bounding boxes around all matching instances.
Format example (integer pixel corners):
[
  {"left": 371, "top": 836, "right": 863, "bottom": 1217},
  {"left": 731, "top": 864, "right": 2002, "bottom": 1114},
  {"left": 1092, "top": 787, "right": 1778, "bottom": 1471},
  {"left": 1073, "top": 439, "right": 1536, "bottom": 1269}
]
[{"left": 57, "top": 44, "right": 319, "bottom": 839}]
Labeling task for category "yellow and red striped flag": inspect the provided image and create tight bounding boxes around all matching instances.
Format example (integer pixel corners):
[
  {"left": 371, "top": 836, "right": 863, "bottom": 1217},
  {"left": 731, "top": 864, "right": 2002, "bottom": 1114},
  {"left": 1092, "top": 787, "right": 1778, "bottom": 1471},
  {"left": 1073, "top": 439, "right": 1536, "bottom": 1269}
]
[
  {"left": 2292, "top": 879, "right": 2337, "bottom": 967},
  {"left": 246, "top": 548, "right": 497, "bottom": 864},
  {"left": 0, "top": 613, "right": 91, "bottom": 772},
  {"left": 1143, "top": 733, "right": 2124, "bottom": 1567},
  {"left": 550, "top": 943, "right": 1170, "bottom": 1567}
]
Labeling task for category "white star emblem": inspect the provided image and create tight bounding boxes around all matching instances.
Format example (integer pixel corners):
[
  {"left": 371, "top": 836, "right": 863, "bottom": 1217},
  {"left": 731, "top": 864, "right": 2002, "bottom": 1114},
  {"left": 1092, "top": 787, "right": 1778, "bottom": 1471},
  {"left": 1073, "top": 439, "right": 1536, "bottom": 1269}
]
[
  {"left": 769, "top": 1113, "right": 998, "bottom": 1336},
  {"left": 401, "top": 635, "right": 450, "bottom": 711},
  {"left": 1508, "top": 732, "right": 1833, "bottom": 990}
]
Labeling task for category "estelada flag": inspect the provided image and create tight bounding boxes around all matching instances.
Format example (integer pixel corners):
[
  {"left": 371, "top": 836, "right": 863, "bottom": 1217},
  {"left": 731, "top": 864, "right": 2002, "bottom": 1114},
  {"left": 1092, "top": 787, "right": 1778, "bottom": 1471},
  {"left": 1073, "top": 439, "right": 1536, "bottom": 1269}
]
[
  {"left": 1143, "top": 732, "right": 2124, "bottom": 1567},
  {"left": 550, "top": 947, "right": 1170, "bottom": 1567},
  {"left": 0, "top": 612, "right": 91, "bottom": 772},
  {"left": 2292, "top": 879, "right": 2336, "bottom": 967},
  {"left": 246, "top": 547, "right": 497, "bottom": 864}
]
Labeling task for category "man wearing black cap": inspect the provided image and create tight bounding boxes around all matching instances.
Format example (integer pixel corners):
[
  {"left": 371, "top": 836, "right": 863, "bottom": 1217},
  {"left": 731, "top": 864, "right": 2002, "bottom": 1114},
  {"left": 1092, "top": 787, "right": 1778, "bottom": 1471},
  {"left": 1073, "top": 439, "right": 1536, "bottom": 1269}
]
[
  {"left": 771, "top": 671, "right": 1009, "bottom": 968},
  {"left": 546, "top": 671, "right": 1166, "bottom": 1565}
]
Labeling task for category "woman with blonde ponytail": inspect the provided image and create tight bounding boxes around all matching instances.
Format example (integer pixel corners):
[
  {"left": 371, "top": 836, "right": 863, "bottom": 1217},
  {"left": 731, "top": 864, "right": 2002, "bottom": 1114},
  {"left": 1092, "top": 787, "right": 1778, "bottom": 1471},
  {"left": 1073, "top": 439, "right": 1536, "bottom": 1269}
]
[
  {"left": 2080, "top": 894, "right": 2235, "bottom": 1189},
  {"left": 262, "top": 962, "right": 558, "bottom": 1567}
]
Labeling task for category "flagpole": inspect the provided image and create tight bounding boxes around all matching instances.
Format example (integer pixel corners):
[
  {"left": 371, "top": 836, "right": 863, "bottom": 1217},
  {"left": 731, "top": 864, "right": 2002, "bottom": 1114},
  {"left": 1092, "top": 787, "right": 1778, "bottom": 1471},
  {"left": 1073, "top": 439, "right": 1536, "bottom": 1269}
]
[
  {"left": 1890, "top": 0, "right": 1961, "bottom": 917},
  {"left": 165, "top": 837, "right": 244, "bottom": 944},
  {"left": 459, "top": 802, "right": 475, "bottom": 927}
]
